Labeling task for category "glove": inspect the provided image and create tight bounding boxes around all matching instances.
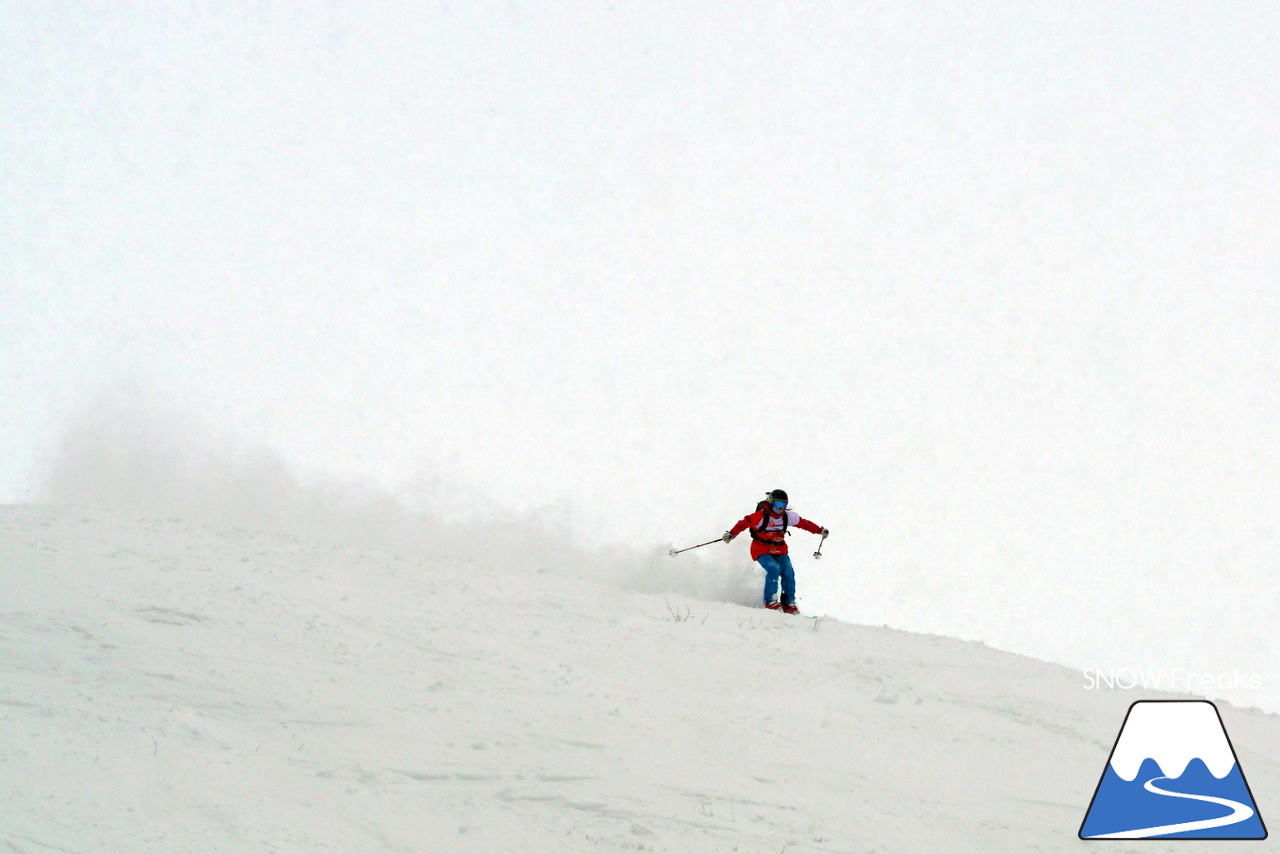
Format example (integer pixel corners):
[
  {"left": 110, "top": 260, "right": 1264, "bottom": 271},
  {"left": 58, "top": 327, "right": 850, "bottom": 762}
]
[
  {"left": 722, "top": 531, "right": 734, "bottom": 543},
  {"left": 820, "top": 527, "right": 829, "bottom": 538}
]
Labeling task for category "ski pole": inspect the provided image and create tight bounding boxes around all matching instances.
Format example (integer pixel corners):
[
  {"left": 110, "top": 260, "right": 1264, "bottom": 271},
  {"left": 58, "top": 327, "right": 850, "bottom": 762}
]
[
  {"left": 669, "top": 538, "right": 724, "bottom": 557},
  {"left": 814, "top": 532, "right": 828, "bottom": 560}
]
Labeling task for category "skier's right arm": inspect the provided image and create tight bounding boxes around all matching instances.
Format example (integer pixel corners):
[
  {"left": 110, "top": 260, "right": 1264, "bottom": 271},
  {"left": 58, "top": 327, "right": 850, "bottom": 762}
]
[{"left": 725, "top": 512, "right": 762, "bottom": 542}]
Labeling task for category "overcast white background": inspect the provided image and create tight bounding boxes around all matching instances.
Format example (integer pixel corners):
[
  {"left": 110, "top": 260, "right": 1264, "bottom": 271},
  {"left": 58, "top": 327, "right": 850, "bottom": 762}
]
[{"left": 3, "top": 3, "right": 1278, "bottom": 707}]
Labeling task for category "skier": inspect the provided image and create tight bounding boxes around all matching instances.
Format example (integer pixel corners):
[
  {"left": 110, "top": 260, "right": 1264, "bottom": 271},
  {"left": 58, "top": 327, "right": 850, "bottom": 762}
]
[{"left": 723, "top": 489, "right": 828, "bottom": 614}]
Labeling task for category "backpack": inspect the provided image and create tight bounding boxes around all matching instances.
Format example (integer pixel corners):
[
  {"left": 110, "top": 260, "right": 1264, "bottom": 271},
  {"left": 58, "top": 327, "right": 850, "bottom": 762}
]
[{"left": 749, "top": 499, "right": 789, "bottom": 545}]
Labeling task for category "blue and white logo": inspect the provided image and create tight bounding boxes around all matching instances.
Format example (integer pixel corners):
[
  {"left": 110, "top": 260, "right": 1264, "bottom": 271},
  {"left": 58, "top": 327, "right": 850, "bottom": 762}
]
[{"left": 1080, "top": 700, "right": 1266, "bottom": 839}]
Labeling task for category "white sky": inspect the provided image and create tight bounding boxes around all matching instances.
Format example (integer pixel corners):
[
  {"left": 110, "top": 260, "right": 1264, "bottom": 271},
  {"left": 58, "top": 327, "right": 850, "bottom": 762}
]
[{"left": 4, "top": 3, "right": 1278, "bottom": 698}]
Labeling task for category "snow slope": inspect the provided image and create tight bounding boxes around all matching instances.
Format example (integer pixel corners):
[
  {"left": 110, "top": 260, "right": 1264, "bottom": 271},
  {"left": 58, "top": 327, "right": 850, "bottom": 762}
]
[{"left": 3, "top": 505, "right": 1278, "bottom": 853}]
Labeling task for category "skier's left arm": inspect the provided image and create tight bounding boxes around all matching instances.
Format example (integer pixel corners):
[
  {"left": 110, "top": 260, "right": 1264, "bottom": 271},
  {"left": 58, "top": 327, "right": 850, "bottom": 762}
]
[{"left": 789, "top": 511, "right": 829, "bottom": 537}]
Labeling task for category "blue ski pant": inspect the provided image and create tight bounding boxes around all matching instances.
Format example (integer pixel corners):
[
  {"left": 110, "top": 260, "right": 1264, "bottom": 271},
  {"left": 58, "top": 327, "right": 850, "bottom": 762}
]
[{"left": 756, "top": 553, "right": 795, "bottom": 605}]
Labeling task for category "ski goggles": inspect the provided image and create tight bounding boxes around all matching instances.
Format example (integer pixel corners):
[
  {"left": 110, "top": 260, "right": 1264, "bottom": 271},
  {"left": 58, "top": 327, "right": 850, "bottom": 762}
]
[{"left": 770, "top": 499, "right": 787, "bottom": 511}]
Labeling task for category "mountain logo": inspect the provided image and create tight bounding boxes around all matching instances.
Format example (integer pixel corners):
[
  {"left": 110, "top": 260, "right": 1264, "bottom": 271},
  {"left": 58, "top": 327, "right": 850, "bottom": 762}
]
[{"left": 1080, "top": 700, "right": 1267, "bottom": 839}]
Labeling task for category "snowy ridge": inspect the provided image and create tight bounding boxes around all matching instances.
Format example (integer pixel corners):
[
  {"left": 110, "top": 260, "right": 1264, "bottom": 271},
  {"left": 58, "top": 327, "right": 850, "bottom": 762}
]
[
  {"left": 1108, "top": 701, "right": 1238, "bottom": 781},
  {"left": 5, "top": 505, "right": 1280, "bottom": 853}
]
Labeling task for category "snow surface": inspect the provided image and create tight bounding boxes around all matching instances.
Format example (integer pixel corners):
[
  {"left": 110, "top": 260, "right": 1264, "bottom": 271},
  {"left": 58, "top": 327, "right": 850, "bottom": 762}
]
[
  {"left": 3, "top": 504, "right": 1279, "bottom": 853},
  {"left": 1109, "top": 701, "right": 1238, "bottom": 782}
]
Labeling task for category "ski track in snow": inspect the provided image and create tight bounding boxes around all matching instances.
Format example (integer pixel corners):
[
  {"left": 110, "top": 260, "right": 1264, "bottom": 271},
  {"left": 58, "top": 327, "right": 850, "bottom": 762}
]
[
  {"left": 3, "top": 505, "right": 1279, "bottom": 853},
  {"left": 1084, "top": 776, "right": 1255, "bottom": 839}
]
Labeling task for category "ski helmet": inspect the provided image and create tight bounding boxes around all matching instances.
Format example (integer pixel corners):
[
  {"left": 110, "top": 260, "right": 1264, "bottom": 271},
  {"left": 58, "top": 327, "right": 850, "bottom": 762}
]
[{"left": 768, "top": 488, "right": 788, "bottom": 504}]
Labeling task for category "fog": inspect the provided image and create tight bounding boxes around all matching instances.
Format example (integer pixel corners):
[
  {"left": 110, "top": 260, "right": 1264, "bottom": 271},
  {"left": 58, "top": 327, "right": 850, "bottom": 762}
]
[
  {"left": 4, "top": 3, "right": 1278, "bottom": 710},
  {"left": 38, "top": 393, "right": 761, "bottom": 606}
]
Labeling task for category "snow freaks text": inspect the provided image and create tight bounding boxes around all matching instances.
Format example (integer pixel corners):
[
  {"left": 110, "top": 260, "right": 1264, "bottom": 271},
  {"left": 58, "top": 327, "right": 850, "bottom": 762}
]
[{"left": 1083, "top": 669, "right": 1263, "bottom": 693}]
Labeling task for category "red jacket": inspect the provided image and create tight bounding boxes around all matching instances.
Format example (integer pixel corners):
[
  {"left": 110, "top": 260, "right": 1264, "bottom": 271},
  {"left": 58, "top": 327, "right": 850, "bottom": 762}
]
[{"left": 729, "top": 508, "right": 824, "bottom": 560}]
